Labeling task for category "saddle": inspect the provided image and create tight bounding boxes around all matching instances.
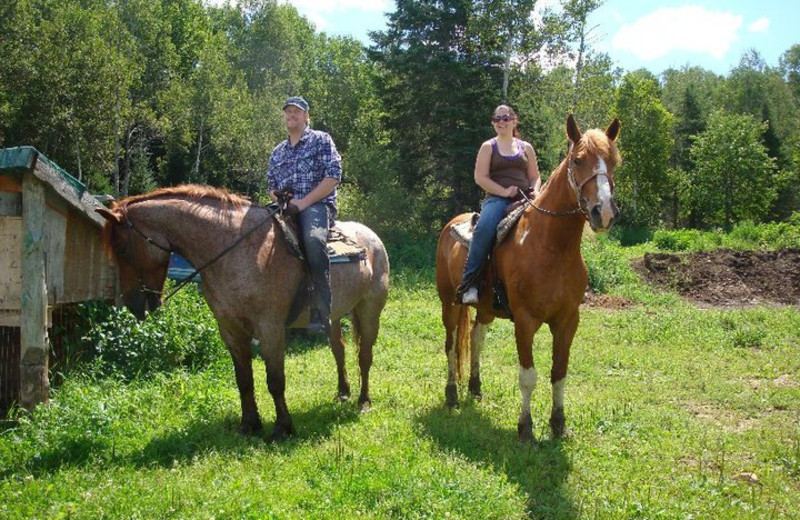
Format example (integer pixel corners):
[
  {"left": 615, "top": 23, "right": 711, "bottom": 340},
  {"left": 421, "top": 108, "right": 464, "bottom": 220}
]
[
  {"left": 274, "top": 214, "right": 367, "bottom": 327},
  {"left": 275, "top": 214, "right": 366, "bottom": 264},
  {"left": 450, "top": 204, "right": 529, "bottom": 320}
]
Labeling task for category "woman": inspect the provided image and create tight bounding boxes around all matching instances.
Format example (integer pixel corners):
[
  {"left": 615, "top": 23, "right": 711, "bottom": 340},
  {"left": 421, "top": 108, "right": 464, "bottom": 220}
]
[{"left": 459, "top": 104, "right": 541, "bottom": 304}]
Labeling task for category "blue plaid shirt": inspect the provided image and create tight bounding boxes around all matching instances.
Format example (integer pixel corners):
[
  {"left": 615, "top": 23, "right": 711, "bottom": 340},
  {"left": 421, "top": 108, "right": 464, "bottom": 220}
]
[{"left": 267, "top": 127, "right": 342, "bottom": 208}]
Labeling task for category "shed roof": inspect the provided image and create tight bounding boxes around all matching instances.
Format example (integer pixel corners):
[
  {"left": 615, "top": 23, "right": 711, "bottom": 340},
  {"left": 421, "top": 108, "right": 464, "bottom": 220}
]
[{"left": 0, "top": 146, "right": 106, "bottom": 226}]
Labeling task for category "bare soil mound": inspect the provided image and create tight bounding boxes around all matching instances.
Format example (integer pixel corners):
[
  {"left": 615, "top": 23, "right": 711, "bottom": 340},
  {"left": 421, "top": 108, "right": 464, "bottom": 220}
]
[{"left": 631, "top": 248, "right": 800, "bottom": 307}]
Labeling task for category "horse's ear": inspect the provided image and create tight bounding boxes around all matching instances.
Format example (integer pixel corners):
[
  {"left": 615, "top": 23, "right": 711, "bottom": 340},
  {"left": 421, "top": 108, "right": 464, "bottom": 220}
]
[
  {"left": 566, "top": 114, "right": 581, "bottom": 143},
  {"left": 96, "top": 207, "right": 121, "bottom": 223},
  {"left": 606, "top": 118, "right": 621, "bottom": 141}
]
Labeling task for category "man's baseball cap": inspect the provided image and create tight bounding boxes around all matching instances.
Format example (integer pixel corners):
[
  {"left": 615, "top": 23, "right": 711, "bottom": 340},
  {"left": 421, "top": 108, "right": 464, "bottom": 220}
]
[{"left": 283, "top": 96, "right": 309, "bottom": 111}]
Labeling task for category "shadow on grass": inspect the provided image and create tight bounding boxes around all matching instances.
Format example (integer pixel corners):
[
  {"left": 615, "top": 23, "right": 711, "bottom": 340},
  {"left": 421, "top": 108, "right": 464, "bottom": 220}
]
[
  {"left": 417, "top": 399, "right": 577, "bottom": 519},
  {"left": 134, "top": 397, "right": 363, "bottom": 468},
  {"left": 7, "top": 399, "right": 362, "bottom": 478}
]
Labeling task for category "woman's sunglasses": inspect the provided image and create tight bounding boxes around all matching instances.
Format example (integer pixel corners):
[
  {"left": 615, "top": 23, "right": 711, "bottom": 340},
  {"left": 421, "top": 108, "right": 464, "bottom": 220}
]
[{"left": 491, "top": 115, "right": 515, "bottom": 123}]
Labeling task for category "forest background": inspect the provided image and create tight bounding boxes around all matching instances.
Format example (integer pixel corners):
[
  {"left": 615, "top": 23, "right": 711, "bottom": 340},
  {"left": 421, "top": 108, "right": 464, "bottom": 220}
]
[{"left": 2, "top": 0, "right": 799, "bottom": 250}]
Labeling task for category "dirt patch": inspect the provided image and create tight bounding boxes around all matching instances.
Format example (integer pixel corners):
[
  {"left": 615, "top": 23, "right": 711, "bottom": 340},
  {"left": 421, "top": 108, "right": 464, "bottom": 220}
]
[{"left": 631, "top": 248, "right": 800, "bottom": 307}]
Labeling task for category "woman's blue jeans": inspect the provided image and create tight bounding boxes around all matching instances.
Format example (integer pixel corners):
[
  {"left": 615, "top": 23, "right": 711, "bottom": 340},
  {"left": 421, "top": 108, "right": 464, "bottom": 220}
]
[{"left": 461, "top": 195, "right": 513, "bottom": 289}]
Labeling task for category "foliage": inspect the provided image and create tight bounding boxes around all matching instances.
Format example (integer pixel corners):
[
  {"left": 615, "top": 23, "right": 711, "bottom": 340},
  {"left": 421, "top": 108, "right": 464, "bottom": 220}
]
[
  {"left": 1, "top": 0, "right": 799, "bottom": 236},
  {"left": 73, "top": 284, "right": 227, "bottom": 380},
  {"left": 614, "top": 70, "right": 674, "bottom": 228},
  {"left": 687, "top": 110, "right": 778, "bottom": 229},
  {"left": 653, "top": 213, "right": 800, "bottom": 252}
]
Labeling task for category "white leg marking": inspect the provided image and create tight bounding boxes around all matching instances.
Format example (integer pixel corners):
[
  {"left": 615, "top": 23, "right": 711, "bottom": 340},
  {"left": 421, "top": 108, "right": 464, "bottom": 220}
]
[
  {"left": 519, "top": 366, "right": 537, "bottom": 419},
  {"left": 518, "top": 228, "right": 530, "bottom": 245},
  {"left": 552, "top": 378, "right": 566, "bottom": 410}
]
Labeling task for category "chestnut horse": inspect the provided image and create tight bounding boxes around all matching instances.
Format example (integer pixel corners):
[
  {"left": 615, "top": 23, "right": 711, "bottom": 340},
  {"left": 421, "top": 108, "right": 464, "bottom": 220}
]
[
  {"left": 97, "top": 185, "right": 389, "bottom": 441},
  {"left": 436, "top": 115, "right": 621, "bottom": 442}
]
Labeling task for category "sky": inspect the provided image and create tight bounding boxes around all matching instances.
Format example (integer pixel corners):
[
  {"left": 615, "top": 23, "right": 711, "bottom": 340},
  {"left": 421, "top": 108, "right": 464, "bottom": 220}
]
[{"left": 206, "top": 0, "right": 797, "bottom": 76}]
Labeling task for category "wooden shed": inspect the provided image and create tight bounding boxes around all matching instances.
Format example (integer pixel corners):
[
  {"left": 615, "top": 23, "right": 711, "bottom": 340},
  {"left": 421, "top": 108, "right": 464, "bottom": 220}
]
[{"left": 0, "top": 146, "right": 117, "bottom": 414}]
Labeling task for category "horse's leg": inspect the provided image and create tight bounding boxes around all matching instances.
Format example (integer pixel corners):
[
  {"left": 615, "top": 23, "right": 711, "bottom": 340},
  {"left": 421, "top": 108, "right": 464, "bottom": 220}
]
[
  {"left": 468, "top": 319, "right": 489, "bottom": 400},
  {"left": 549, "top": 311, "right": 579, "bottom": 439},
  {"left": 442, "top": 303, "right": 461, "bottom": 408},
  {"left": 259, "top": 332, "right": 296, "bottom": 442},
  {"left": 220, "top": 328, "right": 262, "bottom": 435},
  {"left": 352, "top": 301, "right": 381, "bottom": 412},
  {"left": 329, "top": 318, "right": 351, "bottom": 402},
  {"left": 514, "top": 316, "right": 543, "bottom": 442}
]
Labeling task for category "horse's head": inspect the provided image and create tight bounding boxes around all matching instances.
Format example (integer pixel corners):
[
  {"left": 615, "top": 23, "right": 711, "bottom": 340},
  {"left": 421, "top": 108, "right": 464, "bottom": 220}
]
[
  {"left": 565, "top": 114, "right": 621, "bottom": 232},
  {"left": 97, "top": 205, "right": 171, "bottom": 321}
]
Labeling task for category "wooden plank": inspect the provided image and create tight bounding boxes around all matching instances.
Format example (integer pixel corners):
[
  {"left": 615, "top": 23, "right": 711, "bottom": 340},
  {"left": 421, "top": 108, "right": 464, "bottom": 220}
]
[
  {"left": 20, "top": 173, "right": 49, "bottom": 410},
  {"left": 0, "top": 217, "right": 22, "bottom": 311},
  {"left": 0, "top": 310, "right": 21, "bottom": 327},
  {"left": 44, "top": 199, "right": 67, "bottom": 303},
  {"left": 0, "top": 192, "right": 22, "bottom": 216}
]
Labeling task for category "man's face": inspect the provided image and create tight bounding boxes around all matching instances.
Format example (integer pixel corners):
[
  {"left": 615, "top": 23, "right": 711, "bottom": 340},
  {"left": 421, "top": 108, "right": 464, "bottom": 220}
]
[{"left": 283, "top": 106, "right": 307, "bottom": 131}]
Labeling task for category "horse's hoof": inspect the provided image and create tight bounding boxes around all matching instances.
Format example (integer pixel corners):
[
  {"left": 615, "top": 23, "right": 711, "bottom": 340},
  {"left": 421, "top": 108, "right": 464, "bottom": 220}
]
[
  {"left": 518, "top": 418, "right": 536, "bottom": 443},
  {"left": 468, "top": 377, "right": 482, "bottom": 400},
  {"left": 238, "top": 419, "right": 263, "bottom": 436},
  {"left": 336, "top": 393, "right": 351, "bottom": 403},
  {"left": 550, "top": 409, "right": 567, "bottom": 439},
  {"left": 267, "top": 423, "right": 296, "bottom": 443},
  {"left": 445, "top": 383, "right": 459, "bottom": 409},
  {"left": 359, "top": 398, "right": 372, "bottom": 413}
]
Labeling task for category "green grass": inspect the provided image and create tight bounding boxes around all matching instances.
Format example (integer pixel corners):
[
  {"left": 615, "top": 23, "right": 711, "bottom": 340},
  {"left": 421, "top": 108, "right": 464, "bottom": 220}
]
[{"left": 1, "top": 261, "right": 799, "bottom": 518}]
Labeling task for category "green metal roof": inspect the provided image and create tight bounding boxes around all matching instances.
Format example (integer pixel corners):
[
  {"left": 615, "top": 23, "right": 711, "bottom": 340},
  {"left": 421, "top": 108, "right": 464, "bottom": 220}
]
[{"left": 0, "top": 146, "right": 88, "bottom": 199}]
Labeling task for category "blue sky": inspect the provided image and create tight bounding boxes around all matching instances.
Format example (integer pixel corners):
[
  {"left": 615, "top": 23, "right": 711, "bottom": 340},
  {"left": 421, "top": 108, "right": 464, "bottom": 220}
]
[{"left": 261, "top": 0, "right": 797, "bottom": 76}]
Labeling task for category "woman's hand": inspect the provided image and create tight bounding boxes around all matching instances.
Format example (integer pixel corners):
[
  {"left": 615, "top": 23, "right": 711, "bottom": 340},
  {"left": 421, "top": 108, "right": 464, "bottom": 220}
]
[{"left": 503, "top": 186, "right": 519, "bottom": 199}]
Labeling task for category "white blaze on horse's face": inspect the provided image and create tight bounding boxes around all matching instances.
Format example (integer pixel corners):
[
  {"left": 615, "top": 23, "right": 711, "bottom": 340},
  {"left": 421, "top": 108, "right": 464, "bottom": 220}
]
[{"left": 593, "top": 157, "right": 615, "bottom": 229}]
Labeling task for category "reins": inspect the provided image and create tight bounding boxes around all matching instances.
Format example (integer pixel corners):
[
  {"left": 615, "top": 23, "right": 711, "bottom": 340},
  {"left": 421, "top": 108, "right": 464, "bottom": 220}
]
[{"left": 122, "top": 202, "right": 282, "bottom": 304}]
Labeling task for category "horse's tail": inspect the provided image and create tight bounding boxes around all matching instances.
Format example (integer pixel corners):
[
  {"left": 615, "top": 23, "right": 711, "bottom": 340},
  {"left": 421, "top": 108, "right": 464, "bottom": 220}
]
[{"left": 455, "top": 303, "right": 471, "bottom": 381}]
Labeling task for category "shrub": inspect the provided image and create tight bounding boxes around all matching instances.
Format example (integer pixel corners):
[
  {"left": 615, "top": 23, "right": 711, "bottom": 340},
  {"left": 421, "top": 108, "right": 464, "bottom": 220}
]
[{"left": 74, "top": 284, "right": 226, "bottom": 380}]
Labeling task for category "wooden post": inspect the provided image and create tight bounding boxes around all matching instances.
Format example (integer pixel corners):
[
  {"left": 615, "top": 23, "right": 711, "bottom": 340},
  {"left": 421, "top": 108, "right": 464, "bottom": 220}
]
[{"left": 20, "top": 172, "right": 49, "bottom": 410}]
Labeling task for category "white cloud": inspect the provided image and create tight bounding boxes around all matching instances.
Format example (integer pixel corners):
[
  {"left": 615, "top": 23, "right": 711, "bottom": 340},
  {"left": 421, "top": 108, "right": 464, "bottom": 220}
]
[
  {"left": 280, "top": 0, "right": 390, "bottom": 31},
  {"left": 747, "top": 17, "right": 770, "bottom": 32},
  {"left": 611, "top": 6, "right": 742, "bottom": 60}
]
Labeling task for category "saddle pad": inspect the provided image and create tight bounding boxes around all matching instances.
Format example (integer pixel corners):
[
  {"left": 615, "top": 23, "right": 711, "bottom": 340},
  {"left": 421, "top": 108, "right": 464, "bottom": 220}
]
[
  {"left": 450, "top": 216, "right": 475, "bottom": 248},
  {"left": 496, "top": 204, "right": 526, "bottom": 244},
  {"left": 449, "top": 206, "right": 527, "bottom": 249},
  {"left": 327, "top": 231, "right": 367, "bottom": 264},
  {"left": 276, "top": 216, "right": 366, "bottom": 264}
]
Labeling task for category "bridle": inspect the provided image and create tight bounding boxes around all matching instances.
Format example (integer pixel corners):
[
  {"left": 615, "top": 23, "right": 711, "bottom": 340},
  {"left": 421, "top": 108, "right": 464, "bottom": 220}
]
[
  {"left": 523, "top": 146, "right": 615, "bottom": 218},
  {"left": 117, "top": 202, "right": 281, "bottom": 304}
]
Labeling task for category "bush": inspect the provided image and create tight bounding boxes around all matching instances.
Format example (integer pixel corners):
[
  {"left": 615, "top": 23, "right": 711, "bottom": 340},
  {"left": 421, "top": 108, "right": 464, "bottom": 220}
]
[
  {"left": 74, "top": 284, "right": 226, "bottom": 380},
  {"left": 582, "top": 235, "right": 636, "bottom": 293}
]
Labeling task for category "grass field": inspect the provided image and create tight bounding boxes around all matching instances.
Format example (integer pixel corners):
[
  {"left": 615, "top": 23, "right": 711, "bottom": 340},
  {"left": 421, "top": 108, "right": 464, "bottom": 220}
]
[{"left": 1, "top": 245, "right": 799, "bottom": 518}]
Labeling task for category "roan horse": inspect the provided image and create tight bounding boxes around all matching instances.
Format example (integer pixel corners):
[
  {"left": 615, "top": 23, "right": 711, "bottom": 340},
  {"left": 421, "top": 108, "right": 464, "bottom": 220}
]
[
  {"left": 436, "top": 115, "right": 620, "bottom": 442},
  {"left": 97, "top": 185, "right": 389, "bottom": 441}
]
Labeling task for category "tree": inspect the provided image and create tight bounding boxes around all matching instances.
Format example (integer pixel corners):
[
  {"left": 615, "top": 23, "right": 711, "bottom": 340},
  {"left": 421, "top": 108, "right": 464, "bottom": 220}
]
[
  {"left": 614, "top": 70, "right": 674, "bottom": 228},
  {"left": 688, "top": 110, "right": 777, "bottom": 228},
  {"left": 369, "top": 0, "right": 505, "bottom": 230}
]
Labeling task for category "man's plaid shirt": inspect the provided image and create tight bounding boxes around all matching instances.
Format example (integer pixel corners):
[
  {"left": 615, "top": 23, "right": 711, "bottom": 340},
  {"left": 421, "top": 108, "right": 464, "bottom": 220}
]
[{"left": 267, "top": 127, "right": 342, "bottom": 207}]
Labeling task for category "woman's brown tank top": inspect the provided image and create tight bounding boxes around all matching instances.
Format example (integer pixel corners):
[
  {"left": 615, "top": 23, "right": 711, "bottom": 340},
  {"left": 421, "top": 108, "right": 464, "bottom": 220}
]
[{"left": 489, "top": 138, "right": 529, "bottom": 192}]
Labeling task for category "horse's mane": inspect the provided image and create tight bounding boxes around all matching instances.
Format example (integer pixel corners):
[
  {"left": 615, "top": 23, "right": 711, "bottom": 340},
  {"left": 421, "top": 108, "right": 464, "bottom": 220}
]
[
  {"left": 578, "top": 128, "right": 621, "bottom": 167},
  {"left": 101, "top": 184, "right": 252, "bottom": 258},
  {"left": 117, "top": 184, "right": 252, "bottom": 209}
]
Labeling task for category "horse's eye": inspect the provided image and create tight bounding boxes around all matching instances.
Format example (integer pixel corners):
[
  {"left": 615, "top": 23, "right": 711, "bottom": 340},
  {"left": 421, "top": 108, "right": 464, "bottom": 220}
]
[{"left": 573, "top": 158, "right": 582, "bottom": 166}]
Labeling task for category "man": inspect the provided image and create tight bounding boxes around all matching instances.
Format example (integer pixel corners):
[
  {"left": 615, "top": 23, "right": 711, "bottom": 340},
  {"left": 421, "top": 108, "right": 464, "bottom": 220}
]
[{"left": 267, "top": 96, "right": 342, "bottom": 335}]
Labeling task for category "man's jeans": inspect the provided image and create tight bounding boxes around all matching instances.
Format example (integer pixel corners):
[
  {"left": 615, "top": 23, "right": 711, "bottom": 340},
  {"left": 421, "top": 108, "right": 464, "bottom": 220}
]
[
  {"left": 461, "top": 195, "right": 513, "bottom": 289},
  {"left": 299, "top": 202, "right": 332, "bottom": 320}
]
